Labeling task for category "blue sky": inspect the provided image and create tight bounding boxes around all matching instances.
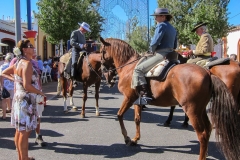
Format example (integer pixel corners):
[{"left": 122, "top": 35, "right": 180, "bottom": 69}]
[{"left": 0, "top": 0, "right": 239, "bottom": 25}]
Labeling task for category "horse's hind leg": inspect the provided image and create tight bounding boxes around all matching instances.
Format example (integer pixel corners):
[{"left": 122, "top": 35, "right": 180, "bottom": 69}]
[
  {"left": 68, "top": 80, "right": 77, "bottom": 110},
  {"left": 186, "top": 106, "right": 211, "bottom": 160},
  {"left": 94, "top": 80, "right": 101, "bottom": 116},
  {"left": 61, "top": 76, "right": 68, "bottom": 113},
  {"left": 182, "top": 113, "right": 189, "bottom": 128},
  {"left": 164, "top": 106, "right": 175, "bottom": 127}
]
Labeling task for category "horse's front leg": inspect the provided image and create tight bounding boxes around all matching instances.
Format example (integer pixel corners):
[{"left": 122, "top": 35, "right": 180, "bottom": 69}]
[
  {"left": 132, "top": 104, "right": 142, "bottom": 144},
  {"left": 80, "top": 83, "right": 88, "bottom": 118},
  {"left": 61, "top": 76, "right": 68, "bottom": 113},
  {"left": 68, "top": 80, "right": 77, "bottom": 111},
  {"left": 117, "top": 98, "right": 135, "bottom": 146},
  {"left": 94, "top": 80, "right": 101, "bottom": 116}
]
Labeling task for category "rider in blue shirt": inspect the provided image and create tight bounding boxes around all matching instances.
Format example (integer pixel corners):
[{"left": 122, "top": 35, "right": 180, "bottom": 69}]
[{"left": 133, "top": 8, "right": 178, "bottom": 105}]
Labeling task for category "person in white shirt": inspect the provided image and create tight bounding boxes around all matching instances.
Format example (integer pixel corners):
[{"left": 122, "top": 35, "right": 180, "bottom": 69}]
[{"left": 43, "top": 61, "right": 51, "bottom": 74}]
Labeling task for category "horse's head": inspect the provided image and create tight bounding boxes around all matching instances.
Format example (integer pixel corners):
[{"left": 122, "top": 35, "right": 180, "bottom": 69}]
[{"left": 100, "top": 37, "right": 117, "bottom": 88}]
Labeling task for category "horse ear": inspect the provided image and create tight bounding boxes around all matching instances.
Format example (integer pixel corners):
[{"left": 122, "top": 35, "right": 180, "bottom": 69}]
[{"left": 99, "top": 37, "right": 110, "bottom": 46}]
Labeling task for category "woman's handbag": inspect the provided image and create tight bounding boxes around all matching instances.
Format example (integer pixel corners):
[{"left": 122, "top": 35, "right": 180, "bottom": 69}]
[{"left": 1, "top": 87, "right": 10, "bottom": 99}]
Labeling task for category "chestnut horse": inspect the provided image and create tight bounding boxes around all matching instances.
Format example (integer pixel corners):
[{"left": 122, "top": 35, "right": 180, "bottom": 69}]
[
  {"left": 165, "top": 54, "right": 240, "bottom": 127},
  {"left": 99, "top": 37, "right": 240, "bottom": 160},
  {"left": 58, "top": 51, "right": 104, "bottom": 118}
]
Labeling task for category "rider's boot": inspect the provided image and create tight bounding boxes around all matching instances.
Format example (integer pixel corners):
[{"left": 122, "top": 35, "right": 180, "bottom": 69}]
[{"left": 133, "top": 84, "right": 152, "bottom": 105}]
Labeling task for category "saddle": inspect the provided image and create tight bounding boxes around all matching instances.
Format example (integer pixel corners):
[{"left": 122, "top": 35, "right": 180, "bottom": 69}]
[
  {"left": 131, "top": 53, "right": 179, "bottom": 88},
  {"left": 60, "top": 51, "right": 88, "bottom": 80},
  {"left": 205, "top": 57, "right": 230, "bottom": 69},
  {"left": 135, "top": 53, "right": 179, "bottom": 81}
]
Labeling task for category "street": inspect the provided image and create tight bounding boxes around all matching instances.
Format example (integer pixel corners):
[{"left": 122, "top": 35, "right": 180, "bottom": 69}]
[{"left": 0, "top": 82, "right": 225, "bottom": 160}]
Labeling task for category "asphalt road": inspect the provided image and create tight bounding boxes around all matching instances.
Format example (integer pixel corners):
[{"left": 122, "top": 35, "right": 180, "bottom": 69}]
[{"left": 0, "top": 82, "right": 225, "bottom": 160}]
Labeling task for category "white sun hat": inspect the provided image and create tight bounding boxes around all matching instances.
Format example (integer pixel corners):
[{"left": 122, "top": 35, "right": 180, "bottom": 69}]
[{"left": 78, "top": 22, "right": 91, "bottom": 32}]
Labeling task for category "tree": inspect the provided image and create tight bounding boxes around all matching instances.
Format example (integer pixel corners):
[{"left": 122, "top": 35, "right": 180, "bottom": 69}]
[
  {"left": 126, "top": 16, "right": 154, "bottom": 53},
  {"left": 34, "top": 0, "right": 104, "bottom": 45},
  {"left": 157, "top": 0, "right": 230, "bottom": 45}
]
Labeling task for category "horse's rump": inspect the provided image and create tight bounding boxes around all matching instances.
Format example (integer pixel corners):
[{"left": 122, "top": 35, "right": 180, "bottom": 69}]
[{"left": 60, "top": 52, "right": 71, "bottom": 64}]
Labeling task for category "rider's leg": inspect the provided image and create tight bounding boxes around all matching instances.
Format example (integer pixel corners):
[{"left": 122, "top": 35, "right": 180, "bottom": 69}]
[
  {"left": 133, "top": 53, "right": 167, "bottom": 99},
  {"left": 71, "top": 48, "right": 80, "bottom": 79}
]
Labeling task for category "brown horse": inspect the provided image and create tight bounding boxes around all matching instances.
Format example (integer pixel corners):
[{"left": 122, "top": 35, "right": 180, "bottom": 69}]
[
  {"left": 99, "top": 37, "right": 240, "bottom": 160},
  {"left": 165, "top": 54, "right": 240, "bottom": 127},
  {"left": 58, "top": 51, "right": 106, "bottom": 118}
]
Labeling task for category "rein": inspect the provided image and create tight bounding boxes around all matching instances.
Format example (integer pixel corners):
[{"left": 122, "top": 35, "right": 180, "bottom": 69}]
[
  {"left": 102, "top": 57, "right": 142, "bottom": 73},
  {"left": 85, "top": 54, "right": 102, "bottom": 79},
  {"left": 100, "top": 45, "right": 142, "bottom": 73}
]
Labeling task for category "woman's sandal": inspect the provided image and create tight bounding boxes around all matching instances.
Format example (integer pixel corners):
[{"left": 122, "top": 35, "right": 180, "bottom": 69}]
[{"left": 1, "top": 116, "right": 6, "bottom": 120}]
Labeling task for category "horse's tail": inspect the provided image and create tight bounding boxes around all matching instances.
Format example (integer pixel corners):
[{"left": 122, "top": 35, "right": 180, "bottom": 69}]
[{"left": 210, "top": 74, "right": 240, "bottom": 160}]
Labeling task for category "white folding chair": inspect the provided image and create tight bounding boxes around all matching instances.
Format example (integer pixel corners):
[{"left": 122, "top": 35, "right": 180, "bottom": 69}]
[
  {"left": 46, "top": 68, "right": 52, "bottom": 82},
  {"left": 41, "top": 69, "right": 48, "bottom": 84}
]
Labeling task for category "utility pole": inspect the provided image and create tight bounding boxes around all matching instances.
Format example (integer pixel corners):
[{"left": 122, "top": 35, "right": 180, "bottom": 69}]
[
  {"left": 14, "top": 0, "right": 21, "bottom": 43},
  {"left": 147, "top": 0, "right": 150, "bottom": 44}
]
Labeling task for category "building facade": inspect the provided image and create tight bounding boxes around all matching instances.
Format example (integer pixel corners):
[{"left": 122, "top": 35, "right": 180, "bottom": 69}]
[
  {"left": 0, "top": 18, "right": 55, "bottom": 61},
  {"left": 223, "top": 25, "right": 240, "bottom": 61}
]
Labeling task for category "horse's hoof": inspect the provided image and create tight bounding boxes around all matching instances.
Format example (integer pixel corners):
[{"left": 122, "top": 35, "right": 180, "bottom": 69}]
[
  {"left": 80, "top": 114, "right": 85, "bottom": 118},
  {"left": 72, "top": 106, "right": 77, "bottom": 111},
  {"left": 125, "top": 136, "right": 132, "bottom": 146},
  {"left": 96, "top": 112, "right": 100, "bottom": 116},
  {"left": 163, "top": 122, "right": 170, "bottom": 127},
  {"left": 181, "top": 123, "right": 189, "bottom": 128},
  {"left": 130, "top": 139, "right": 138, "bottom": 146}
]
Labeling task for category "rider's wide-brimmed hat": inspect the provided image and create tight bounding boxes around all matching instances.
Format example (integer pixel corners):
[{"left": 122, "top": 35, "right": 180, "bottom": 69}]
[
  {"left": 191, "top": 22, "right": 208, "bottom": 32},
  {"left": 78, "top": 22, "right": 91, "bottom": 32},
  {"left": 150, "top": 8, "right": 172, "bottom": 18}
]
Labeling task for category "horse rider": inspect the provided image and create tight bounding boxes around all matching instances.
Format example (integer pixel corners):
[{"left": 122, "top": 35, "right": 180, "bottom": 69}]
[
  {"left": 186, "top": 22, "right": 214, "bottom": 66},
  {"left": 230, "top": 54, "right": 237, "bottom": 61},
  {"left": 133, "top": 8, "right": 178, "bottom": 104},
  {"left": 70, "top": 22, "right": 91, "bottom": 83}
]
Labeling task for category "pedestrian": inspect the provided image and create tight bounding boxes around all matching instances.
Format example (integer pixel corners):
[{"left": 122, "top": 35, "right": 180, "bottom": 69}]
[
  {"left": 1, "top": 39, "right": 46, "bottom": 160},
  {"left": 69, "top": 22, "right": 91, "bottom": 85},
  {"left": 132, "top": 8, "right": 178, "bottom": 105},
  {"left": 186, "top": 22, "right": 214, "bottom": 66},
  {"left": 32, "top": 51, "right": 47, "bottom": 147},
  {"left": 43, "top": 61, "right": 51, "bottom": 75},
  {"left": 37, "top": 55, "right": 44, "bottom": 74},
  {"left": 0, "top": 53, "right": 14, "bottom": 119},
  {"left": 230, "top": 54, "right": 237, "bottom": 61}
]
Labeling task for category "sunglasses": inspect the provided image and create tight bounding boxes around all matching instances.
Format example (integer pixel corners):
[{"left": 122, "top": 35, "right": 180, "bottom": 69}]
[{"left": 28, "top": 44, "right": 34, "bottom": 48}]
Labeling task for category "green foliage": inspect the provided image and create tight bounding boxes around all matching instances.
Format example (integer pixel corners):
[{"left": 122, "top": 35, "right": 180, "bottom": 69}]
[
  {"left": 157, "top": 0, "right": 230, "bottom": 45},
  {"left": 126, "top": 16, "right": 149, "bottom": 53},
  {"left": 34, "top": 0, "right": 104, "bottom": 44}
]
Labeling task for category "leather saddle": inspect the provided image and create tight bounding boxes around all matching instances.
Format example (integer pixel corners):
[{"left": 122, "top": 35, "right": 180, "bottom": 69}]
[
  {"left": 134, "top": 53, "right": 179, "bottom": 82},
  {"left": 60, "top": 51, "right": 88, "bottom": 79}
]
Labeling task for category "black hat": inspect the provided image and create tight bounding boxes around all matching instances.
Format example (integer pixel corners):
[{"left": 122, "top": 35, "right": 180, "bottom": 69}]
[{"left": 191, "top": 22, "right": 208, "bottom": 32}]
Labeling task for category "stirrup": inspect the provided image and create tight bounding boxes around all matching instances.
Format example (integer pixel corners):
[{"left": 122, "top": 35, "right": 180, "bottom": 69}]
[{"left": 133, "top": 96, "right": 152, "bottom": 105}]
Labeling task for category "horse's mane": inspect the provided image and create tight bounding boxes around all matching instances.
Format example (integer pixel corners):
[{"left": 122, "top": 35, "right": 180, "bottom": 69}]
[{"left": 105, "top": 38, "right": 140, "bottom": 65}]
